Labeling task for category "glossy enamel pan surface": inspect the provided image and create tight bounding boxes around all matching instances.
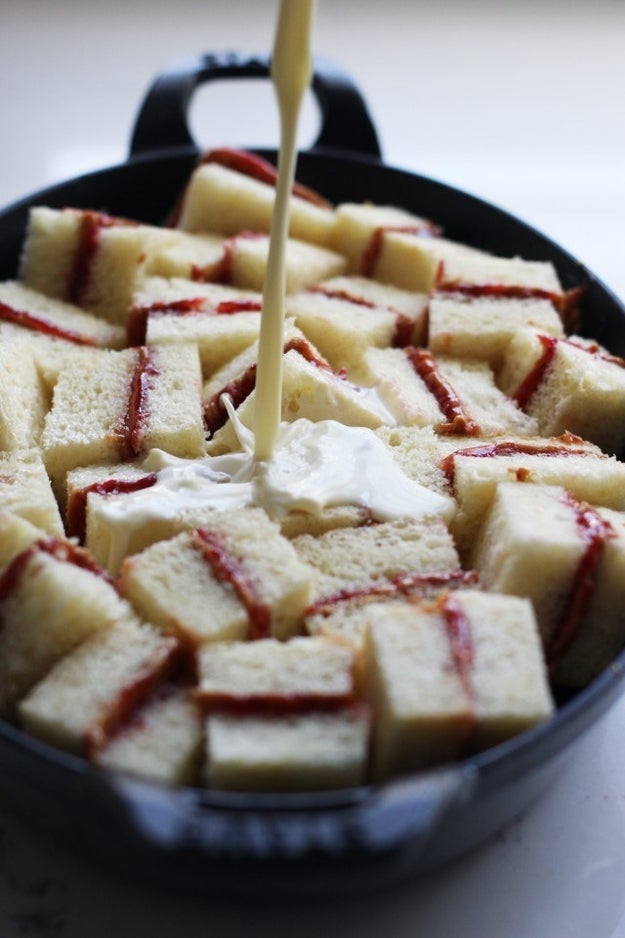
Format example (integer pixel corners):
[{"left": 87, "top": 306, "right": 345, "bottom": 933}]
[{"left": 0, "top": 53, "right": 624, "bottom": 898}]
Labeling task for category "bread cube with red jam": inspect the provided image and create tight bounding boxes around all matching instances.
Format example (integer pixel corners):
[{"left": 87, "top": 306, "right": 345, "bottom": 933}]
[
  {"left": 129, "top": 276, "right": 263, "bottom": 377},
  {"left": 41, "top": 342, "right": 205, "bottom": 493},
  {"left": 209, "top": 231, "right": 347, "bottom": 294},
  {"left": 94, "top": 682, "right": 204, "bottom": 786},
  {"left": 18, "top": 618, "right": 181, "bottom": 756},
  {"left": 205, "top": 707, "right": 370, "bottom": 792},
  {"left": 428, "top": 291, "right": 563, "bottom": 367},
  {"left": 330, "top": 202, "right": 442, "bottom": 278},
  {"left": 0, "top": 336, "right": 47, "bottom": 451},
  {"left": 499, "top": 328, "right": 625, "bottom": 455},
  {"left": 363, "top": 590, "right": 553, "bottom": 780},
  {"left": 206, "top": 344, "right": 396, "bottom": 455},
  {"left": 18, "top": 206, "right": 229, "bottom": 326},
  {"left": 176, "top": 149, "right": 336, "bottom": 246},
  {"left": 0, "top": 280, "right": 125, "bottom": 350},
  {"left": 294, "top": 517, "right": 459, "bottom": 610},
  {"left": 0, "top": 450, "right": 64, "bottom": 536},
  {"left": 0, "top": 511, "right": 134, "bottom": 717},
  {"left": 471, "top": 481, "right": 625, "bottom": 687},
  {"left": 298, "top": 516, "right": 463, "bottom": 659},
  {"left": 197, "top": 636, "right": 356, "bottom": 710},
  {"left": 118, "top": 508, "right": 313, "bottom": 645},
  {"left": 438, "top": 433, "right": 625, "bottom": 555},
  {"left": 286, "top": 278, "right": 428, "bottom": 373},
  {"left": 358, "top": 347, "right": 537, "bottom": 437},
  {"left": 20, "top": 207, "right": 153, "bottom": 325}
]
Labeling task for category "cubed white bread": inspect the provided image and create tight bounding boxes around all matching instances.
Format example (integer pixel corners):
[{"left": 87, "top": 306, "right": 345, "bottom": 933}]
[
  {"left": 139, "top": 284, "right": 262, "bottom": 381},
  {"left": 363, "top": 599, "right": 473, "bottom": 777},
  {"left": 286, "top": 287, "right": 425, "bottom": 374},
  {"left": 370, "top": 232, "right": 484, "bottom": 292},
  {"left": 330, "top": 202, "right": 439, "bottom": 274},
  {"left": 471, "top": 482, "right": 625, "bottom": 687},
  {"left": 316, "top": 275, "right": 429, "bottom": 342},
  {"left": 0, "top": 337, "right": 47, "bottom": 450},
  {"left": 177, "top": 161, "right": 336, "bottom": 246},
  {"left": 95, "top": 683, "right": 204, "bottom": 786},
  {"left": 305, "top": 571, "right": 476, "bottom": 665},
  {"left": 201, "top": 322, "right": 326, "bottom": 439},
  {"left": 41, "top": 343, "right": 205, "bottom": 489},
  {"left": 19, "top": 207, "right": 152, "bottom": 325},
  {"left": 0, "top": 280, "right": 125, "bottom": 349},
  {"left": 359, "top": 347, "right": 537, "bottom": 436},
  {"left": 0, "top": 450, "right": 64, "bottom": 535},
  {"left": 375, "top": 425, "right": 451, "bottom": 497},
  {"left": 197, "top": 636, "right": 356, "bottom": 708},
  {"left": 145, "top": 230, "right": 226, "bottom": 280},
  {"left": 556, "top": 506, "right": 625, "bottom": 687},
  {"left": 278, "top": 504, "right": 369, "bottom": 539},
  {"left": 0, "top": 511, "right": 134, "bottom": 716},
  {"left": 454, "top": 591, "right": 554, "bottom": 749},
  {"left": 499, "top": 329, "right": 625, "bottom": 454},
  {"left": 363, "top": 591, "right": 553, "bottom": 780},
  {"left": 201, "top": 321, "right": 316, "bottom": 418},
  {"left": 88, "top": 502, "right": 222, "bottom": 578},
  {"left": 436, "top": 252, "right": 562, "bottom": 293},
  {"left": 18, "top": 619, "right": 180, "bottom": 755},
  {"left": 19, "top": 206, "right": 87, "bottom": 301},
  {"left": 0, "top": 510, "right": 43, "bottom": 570},
  {"left": 204, "top": 707, "right": 370, "bottom": 791},
  {"left": 132, "top": 275, "right": 260, "bottom": 313},
  {"left": 428, "top": 292, "right": 563, "bottom": 366},
  {"left": 293, "top": 517, "right": 459, "bottom": 605},
  {"left": 441, "top": 435, "right": 625, "bottom": 554},
  {"left": 65, "top": 461, "right": 159, "bottom": 541},
  {"left": 207, "top": 347, "right": 396, "bottom": 454},
  {"left": 118, "top": 508, "right": 313, "bottom": 644},
  {"left": 223, "top": 233, "right": 347, "bottom": 294}
]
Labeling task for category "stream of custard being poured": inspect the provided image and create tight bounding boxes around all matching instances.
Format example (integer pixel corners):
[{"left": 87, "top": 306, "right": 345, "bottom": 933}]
[{"left": 90, "top": 0, "right": 454, "bottom": 570}]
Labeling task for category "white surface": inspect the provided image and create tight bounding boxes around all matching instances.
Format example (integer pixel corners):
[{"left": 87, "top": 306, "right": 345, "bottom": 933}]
[{"left": 1, "top": 1, "right": 625, "bottom": 935}]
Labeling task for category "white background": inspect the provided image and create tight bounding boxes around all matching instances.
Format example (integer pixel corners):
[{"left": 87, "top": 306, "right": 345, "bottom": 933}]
[{"left": 1, "top": 1, "right": 624, "bottom": 935}]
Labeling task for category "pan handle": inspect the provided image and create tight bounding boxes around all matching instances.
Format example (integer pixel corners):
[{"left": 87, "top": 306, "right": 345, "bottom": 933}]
[
  {"left": 93, "top": 765, "right": 473, "bottom": 890},
  {"left": 129, "top": 51, "right": 382, "bottom": 162}
]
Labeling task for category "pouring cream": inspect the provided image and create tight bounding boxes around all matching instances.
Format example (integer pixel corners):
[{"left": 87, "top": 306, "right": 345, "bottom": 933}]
[{"left": 89, "top": 0, "right": 454, "bottom": 570}]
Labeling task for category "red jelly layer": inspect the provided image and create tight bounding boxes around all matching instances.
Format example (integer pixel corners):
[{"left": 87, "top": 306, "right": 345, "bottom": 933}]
[
  {"left": 547, "top": 495, "right": 615, "bottom": 676},
  {"left": 435, "top": 282, "right": 559, "bottom": 302},
  {"left": 117, "top": 348, "right": 160, "bottom": 461},
  {"left": 513, "top": 334, "right": 558, "bottom": 409},
  {"left": 439, "top": 593, "right": 475, "bottom": 705},
  {"left": 215, "top": 299, "right": 263, "bottom": 315},
  {"left": 68, "top": 210, "right": 133, "bottom": 307},
  {"left": 435, "top": 282, "right": 586, "bottom": 333},
  {"left": 196, "top": 689, "right": 353, "bottom": 716},
  {"left": 193, "top": 528, "right": 271, "bottom": 641},
  {"left": 204, "top": 147, "right": 332, "bottom": 208},
  {"left": 440, "top": 437, "right": 593, "bottom": 489},
  {"left": 0, "top": 300, "right": 98, "bottom": 347},
  {"left": 306, "top": 570, "right": 477, "bottom": 617},
  {"left": 66, "top": 473, "right": 159, "bottom": 543},
  {"left": 203, "top": 362, "right": 258, "bottom": 435},
  {"left": 85, "top": 637, "right": 182, "bottom": 758},
  {"left": 405, "top": 348, "right": 480, "bottom": 435}
]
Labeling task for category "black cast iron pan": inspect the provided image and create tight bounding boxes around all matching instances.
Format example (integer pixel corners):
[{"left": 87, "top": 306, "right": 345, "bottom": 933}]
[{"left": 0, "top": 52, "right": 624, "bottom": 899}]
